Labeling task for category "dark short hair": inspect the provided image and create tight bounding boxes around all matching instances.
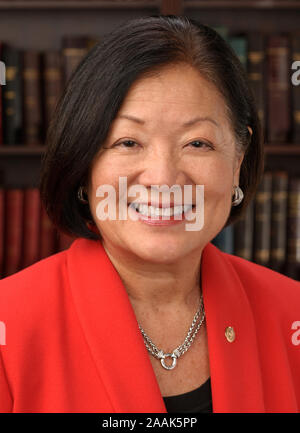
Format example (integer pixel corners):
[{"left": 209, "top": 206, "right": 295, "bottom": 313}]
[{"left": 40, "top": 14, "right": 264, "bottom": 241}]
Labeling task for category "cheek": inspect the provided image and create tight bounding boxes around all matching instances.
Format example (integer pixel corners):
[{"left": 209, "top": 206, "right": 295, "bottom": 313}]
[
  {"left": 193, "top": 157, "right": 235, "bottom": 199},
  {"left": 197, "top": 160, "right": 235, "bottom": 233}
]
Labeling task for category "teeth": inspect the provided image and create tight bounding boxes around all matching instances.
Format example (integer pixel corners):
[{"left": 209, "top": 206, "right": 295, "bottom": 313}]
[{"left": 130, "top": 203, "right": 193, "bottom": 217}]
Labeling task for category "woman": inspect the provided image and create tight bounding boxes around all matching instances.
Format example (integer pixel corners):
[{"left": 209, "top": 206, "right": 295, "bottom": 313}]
[{"left": 0, "top": 15, "right": 300, "bottom": 413}]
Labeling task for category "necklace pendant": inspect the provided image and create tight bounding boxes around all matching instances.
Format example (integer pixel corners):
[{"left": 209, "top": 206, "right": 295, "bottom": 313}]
[{"left": 160, "top": 353, "right": 177, "bottom": 370}]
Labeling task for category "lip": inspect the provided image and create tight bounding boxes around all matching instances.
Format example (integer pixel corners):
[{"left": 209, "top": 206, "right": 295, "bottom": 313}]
[{"left": 138, "top": 216, "right": 186, "bottom": 226}]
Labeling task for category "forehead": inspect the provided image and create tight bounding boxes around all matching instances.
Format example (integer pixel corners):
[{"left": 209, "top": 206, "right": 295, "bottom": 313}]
[{"left": 116, "top": 63, "right": 230, "bottom": 126}]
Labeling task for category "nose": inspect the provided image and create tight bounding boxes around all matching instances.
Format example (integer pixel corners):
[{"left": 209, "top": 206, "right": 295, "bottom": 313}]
[{"left": 137, "top": 143, "right": 182, "bottom": 189}]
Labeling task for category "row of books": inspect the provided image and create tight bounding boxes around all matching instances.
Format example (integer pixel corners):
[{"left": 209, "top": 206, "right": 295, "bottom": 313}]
[
  {"left": 0, "top": 35, "right": 99, "bottom": 146},
  {"left": 0, "top": 29, "right": 300, "bottom": 146},
  {"left": 0, "top": 188, "right": 74, "bottom": 279},
  {"left": 212, "top": 171, "right": 300, "bottom": 280},
  {"left": 219, "top": 28, "right": 300, "bottom": 144}
]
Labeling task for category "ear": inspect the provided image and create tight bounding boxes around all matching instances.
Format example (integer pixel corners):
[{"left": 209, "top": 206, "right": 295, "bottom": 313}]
[{"left": 247, "top": 126, "right": 253, "bottom": 136}]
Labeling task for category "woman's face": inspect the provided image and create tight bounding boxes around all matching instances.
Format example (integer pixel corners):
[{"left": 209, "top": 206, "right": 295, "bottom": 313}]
[{"left": 87, "top": 63, "right": 244, "bottom": 264}]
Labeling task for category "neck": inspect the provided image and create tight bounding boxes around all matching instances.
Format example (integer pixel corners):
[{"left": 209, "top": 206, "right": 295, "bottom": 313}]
[{"left": 101, "top": 240, "right": 203, "bottom": 313}]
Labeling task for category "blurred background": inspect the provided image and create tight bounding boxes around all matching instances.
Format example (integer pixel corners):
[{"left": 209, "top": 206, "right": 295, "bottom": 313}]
[{"left": 0, "top": 0, "right": 299, "bottom": 280}]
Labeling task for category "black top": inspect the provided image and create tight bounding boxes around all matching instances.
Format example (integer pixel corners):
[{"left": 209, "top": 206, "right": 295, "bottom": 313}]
[{"left": 162, "top": 377, "right": 213, "bottom": 413}]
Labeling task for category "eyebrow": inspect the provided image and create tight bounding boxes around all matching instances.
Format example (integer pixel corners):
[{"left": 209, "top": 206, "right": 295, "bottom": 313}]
[{"left": 116, "top": 114, "right": 219, "bottom": 128}]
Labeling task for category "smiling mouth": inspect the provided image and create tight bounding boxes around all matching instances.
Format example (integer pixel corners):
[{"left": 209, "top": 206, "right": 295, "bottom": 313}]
[{"left": 129, "top": 203, "right": 195, "bottom": 218}]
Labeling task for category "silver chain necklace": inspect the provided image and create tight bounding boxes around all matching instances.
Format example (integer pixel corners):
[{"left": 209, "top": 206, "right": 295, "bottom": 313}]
[{"left": 138, "top": 294, "right": 205, "bottom": 370}]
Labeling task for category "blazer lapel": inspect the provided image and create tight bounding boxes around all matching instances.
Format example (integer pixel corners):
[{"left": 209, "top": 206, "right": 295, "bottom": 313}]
[
  {"left": 201, "top": 243, "right": 265, "bottom": 412},
  {"left": 67, "top": 238, "right": 166, "bottom": 413}
]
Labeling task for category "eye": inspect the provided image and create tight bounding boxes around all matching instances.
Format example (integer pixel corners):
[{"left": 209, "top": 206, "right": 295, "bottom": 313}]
[
  {"left": 115, "top": 140, "right": 138, "bottom": 148},
  {"left": 189, "top": 140, "right": 212, "bottom": 149}
]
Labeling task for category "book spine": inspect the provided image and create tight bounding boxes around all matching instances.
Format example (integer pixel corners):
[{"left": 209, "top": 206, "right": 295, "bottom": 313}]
[
  {"left": 2, "top": 44, "right": 23, "bottom": 145},
  {"left": 61, "top": 35, "right": 88, "bottom": 86},
  {"left": 22, "top": 50, "right": 42, "bottom": 146},
  {"left": 228, "top": 34, "right": 247, "bottom": 70},
  {"left": 270, "top": 171, "right": 288, "bottom": 272},
  {"left": 4, "top": 189, "right": 24, "bottom": 277},
  {"left": 247, "top": 32, "right": 265, "bottom": 132},
  {"left": 22, "top": 188, "right": 41, "bottom": 269},
  {"left": 266, "top": 34, "right": 291, "bottom": 143},
  {"left": 234, "top": 200, "right": 254, "bottom": 261},
  {"left": 254, "top": 172, "right": 272, "bottom": 266},
  {"left": 291, "top": 31, "right": 300, "bottom": 144},
  {"left": 42, "top": 50, "right": 63, "bottom": 136},
  {"left": 287, "top": 178, "right": 300, "bottom": 270}
]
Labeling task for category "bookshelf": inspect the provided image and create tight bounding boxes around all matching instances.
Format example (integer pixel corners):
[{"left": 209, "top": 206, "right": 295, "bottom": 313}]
[
  {"left": 1, "top": 0, "right": 299, "bottom": 181},
  {"left": 0, "top": 0, "right": 299, "bottom": 279}
]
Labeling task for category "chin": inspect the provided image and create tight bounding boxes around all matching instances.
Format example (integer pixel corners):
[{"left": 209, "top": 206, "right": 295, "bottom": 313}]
[{"left": 127, "top": 236, "right": 198, "bottom": 264}]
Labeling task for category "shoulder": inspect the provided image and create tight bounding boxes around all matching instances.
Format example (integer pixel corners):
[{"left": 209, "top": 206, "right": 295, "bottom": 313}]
[
  {"left": 0, "top": 248, "right": 68, "bottom": 323},
  {"left": 0, "top": 248, "right": 67, "bottom": 291},
  {"left": 223, "top": 249, "right": 299, "bottom": 289},
  {"left": 217, "top": 246, "right": 300, "bottom": 314}
]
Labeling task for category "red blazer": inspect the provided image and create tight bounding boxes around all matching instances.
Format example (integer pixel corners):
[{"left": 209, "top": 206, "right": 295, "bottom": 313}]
[{"left": 0, "top": 238, "right": 300, "bottom": 413}]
